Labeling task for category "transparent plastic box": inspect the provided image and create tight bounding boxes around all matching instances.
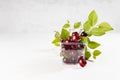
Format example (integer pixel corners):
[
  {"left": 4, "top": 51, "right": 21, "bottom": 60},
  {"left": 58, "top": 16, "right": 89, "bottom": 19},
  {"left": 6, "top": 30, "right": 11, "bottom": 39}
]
[{"left": 60, "top": 42, "right": 85, "bottom": 64}]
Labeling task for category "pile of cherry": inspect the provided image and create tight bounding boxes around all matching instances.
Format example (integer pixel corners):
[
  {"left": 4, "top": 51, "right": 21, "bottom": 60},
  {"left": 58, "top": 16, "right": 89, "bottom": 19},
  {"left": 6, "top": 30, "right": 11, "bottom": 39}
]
[{"left": 61, "top": 31, "right": 88, "bottom": 67}]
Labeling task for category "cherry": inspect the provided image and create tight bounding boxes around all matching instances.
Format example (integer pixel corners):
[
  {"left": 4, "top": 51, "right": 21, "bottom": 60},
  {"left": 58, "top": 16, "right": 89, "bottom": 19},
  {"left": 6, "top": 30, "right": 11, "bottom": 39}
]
[
  {"left": 61, "top": 31, "right": 86, "bottom": 64},
  {"left": 80, "top": 44, "right": 84, "bottom": 49},
  {"left": 72, "top": 36, "right": 81, "bottom": 42},
  {"left": 79, "top": 56, "right": 83, "bottom": 60},
  {"left": 64, "top": 45, "right": 72, "bottom": 50},
  {"left": 63, "top": 58, "right": 69, "bottom": 63},
  {"left": 71, "top": 32, "right": 81, "bottom": 42},
  {"left": 68, "top": 36, "right": 73, "bottom": 42},
  {"left": 70, "top": 50, "right": 76, "bottom": 57},
  {"left": 71, "top": 44, "right": 77, "bottom": 50},
  {"left": 63, "top": 57, "right": 75, "bottom": 64},
  {"left": 72, "top": 32, "right": 79, "bottom": 37},
  {"left": 62, "top": 40, "right": 69, "bottom": 43},
  {"left": 77, "top": 43, "right": 84, "bottom": 50},
  {"left": 61, "top": 32, "right": 81, "bottom": 43},
  {"left": 61, "top": 36, "right": 73, "bottom": 43},
  {"left": 78, "top": 56, "right": 87, "bottom": 67},
  {"left": 61, "top": 39, "right": 72, "bottom": 50},
  {"left": 81, "top": 31, "right": 88, "bottom": 37}
]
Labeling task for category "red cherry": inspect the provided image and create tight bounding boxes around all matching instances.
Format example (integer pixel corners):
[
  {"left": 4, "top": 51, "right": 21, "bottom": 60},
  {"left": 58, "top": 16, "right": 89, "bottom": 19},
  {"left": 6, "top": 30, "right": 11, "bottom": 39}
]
[
  {"left": 62, "top": 36, "right": 72, "bottom": 43},
  {"left": 72, "top": 35, "right": 81, "bottom": 42},
  {"left": 63, "top": 58, "right": 69, "bottom": 63},
  {"left": 79, "top": 59, "right": 87, "bottom": 67},
  {"left": 77, "top": 43, "right": 84, "bottom": 50},
  {"left": 65, "top": 40, "right": 69, "bottom": 43},
  {"left": 68, "top": 36, "right": 73, "bottom": 42},
  {"left": 78, "top": 56, "right": 87, "bottom": 67},
  {"left": 61, "top": 40, "right": 65, "bottom": 42},
  {"left": 71, "top": 44, "right": 77, "bottom": 50},
  {"left": 79, "top": 56, "right": 83, "bottom": 60},
  {"left": 61, "top": 39, "right": 71, "bottom": 50},
  {"left": 63, "top": 44, "right": 72, "bottom": 50},
  {"left": 70, "top": 50, "right": 76, "bottom": 57},
  {"left": 72, "top": 32, "right": 79, "bottom": 37},
  {"left": 71, "top": 32, "right": 81, "bottom": 42}
]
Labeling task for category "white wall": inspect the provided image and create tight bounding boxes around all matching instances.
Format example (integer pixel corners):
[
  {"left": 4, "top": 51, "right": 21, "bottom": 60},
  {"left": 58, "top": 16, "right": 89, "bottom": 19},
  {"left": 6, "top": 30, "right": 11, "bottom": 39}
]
[{"left": 0, "top": 0, "right": 120, "bottom": 33}]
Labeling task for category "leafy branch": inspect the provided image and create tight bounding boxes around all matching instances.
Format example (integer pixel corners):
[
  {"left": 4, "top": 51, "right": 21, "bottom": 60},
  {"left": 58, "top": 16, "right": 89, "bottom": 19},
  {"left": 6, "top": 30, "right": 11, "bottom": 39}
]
[{"left": 52, "top": 10, "right": 113, "bottom": 60}]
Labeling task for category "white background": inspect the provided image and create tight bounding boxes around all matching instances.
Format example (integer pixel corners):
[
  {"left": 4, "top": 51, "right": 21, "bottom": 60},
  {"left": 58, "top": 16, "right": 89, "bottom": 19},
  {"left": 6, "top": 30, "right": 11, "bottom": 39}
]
[{"left": 0, "top": 0, "right": 120, "bottom": 80}]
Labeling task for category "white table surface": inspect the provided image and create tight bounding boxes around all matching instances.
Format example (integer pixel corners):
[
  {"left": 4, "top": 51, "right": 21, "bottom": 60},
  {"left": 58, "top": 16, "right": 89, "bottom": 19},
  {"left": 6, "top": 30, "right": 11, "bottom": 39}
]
[{"left": 0, "top": 32, "right": 120, "bottom": 80}]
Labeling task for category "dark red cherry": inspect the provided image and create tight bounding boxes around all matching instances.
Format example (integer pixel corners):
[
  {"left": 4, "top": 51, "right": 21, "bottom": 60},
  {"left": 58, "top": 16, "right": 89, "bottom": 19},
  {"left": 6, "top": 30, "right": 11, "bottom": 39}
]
[
  {"left": 70, "top": 50, "right": 76, "bottom": 57},
  {"left": 63, "top": 58, "right": 69, "bottom": 63},
  {"left": 78, "top": 56, "right": 87, "bottom": 67},
  {"left": 77, "top": 44, "right": 81, "bottom": 49},
  {"left": 61, "top": 40, "right": 70, "bottom": 50},
  {"left": 61, "top": 40, "right": 66, "bottom": 43},
  {"left": 62, "top": 36, "right": 72, "bottom": 43},
  {"left": 72, "top": 32, "right": 79, "bottom": 37},
  {"left": 72, "top": 32, "right": 81, "bottom": 42},
  {"left": 81, "top": 31, "right": 88, "bottom": 37},
  {"left": 77, "top": 43, "right": 84, "bottom": 50},
  {"left": 71, "top": 44, "right": 77, "bottom": 50},
  {"left": 63, "top": 44, "right": 72, "bottom": 50},
  {"left": 80, "top": 44, "right": 84, "bottom": 49},
  {"left": 68, "top": 36, "right": 73, "bottom": 42},
  {"left": 65, "top": 40, "right": 69, "bottom": 43},
  {"left": 79, "top": 56, "right": 83, "bottom": 60},
  {"left": 74, "top": 36, "right": 81, "bottom": 42}
]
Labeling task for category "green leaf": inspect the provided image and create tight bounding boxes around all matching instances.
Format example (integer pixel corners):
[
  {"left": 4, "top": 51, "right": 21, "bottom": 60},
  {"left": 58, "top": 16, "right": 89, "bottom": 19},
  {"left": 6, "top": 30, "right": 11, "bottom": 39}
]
[
  {"left": 85, "top": 48, "right": 91, "bottom": 60},
  {"left": 83, "top": 21, "right": 91, "bottom": 31},
  {"left": 99, "top": 22, "right": 113, "bottom": 32},
  {"left": 55, "top": 31, "right": 60, "bottom": 38},
  {"left": 83, "top": 10, "right": 98, "bottom": 31},
  {"left": 63, "top": 23, "right": 70, "bottom": 28},
  {"left": 80, "top": 37, "right": 88, "bottom": 43},
  {"left": 88, "top": 41, "right": 100, "bottom": 49},
  {"left": 52, "top": 38, "right": 60, "bottom": 46},
  {"left": 61, "top": 28, "right": 70, "bottom": 40},
  {"left": 52, "top": 37, "right": 60, "bottom": 43},
  {"left": 53, "top": 42, "right": 60, "bottom": 46},
  {"left": 85, "top": 47, "right": 91, "bottom": 60},
  {"left": 87, "top": 32, "right": 92, "bottom": 37},
  {"left": 85, "top": 47, "right": 87, "bottom": 52},
  {"left": 90, "top": 28, "right": 105, "bottom": 36},
  {"left": 87, "top": 37, "right": 90, "bottom": 42},
  {"left": 88, "top": 10, "right": 98, "bottom": 26},
  {"left": 93, "top": 50, "right": 101, "bottom": 56},
  {"left": 93, "top": 56, "right": 96, "bottom": 59},
  {"left": 74, "top": 22, "right": 81, "bottom": 29},
  {"left": 90, "top": 22, "right": 113, "bottom": 36},
  {"left": 93, "top": 50, "right": 101, "bottom": 59}
]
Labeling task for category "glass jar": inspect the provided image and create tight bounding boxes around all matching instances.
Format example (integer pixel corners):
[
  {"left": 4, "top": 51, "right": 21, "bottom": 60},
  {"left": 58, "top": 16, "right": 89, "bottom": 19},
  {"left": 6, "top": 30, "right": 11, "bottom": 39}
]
[{"left": 60, "top": 42, "right": 85, "bottom": 64}]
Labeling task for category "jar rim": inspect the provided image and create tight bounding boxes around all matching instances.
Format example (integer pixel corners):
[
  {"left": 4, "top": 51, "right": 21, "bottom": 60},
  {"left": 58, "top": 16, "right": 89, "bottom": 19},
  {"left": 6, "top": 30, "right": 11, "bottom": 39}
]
[{"left": 61, "top": 42, "right": 84, "bottom": 45}]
